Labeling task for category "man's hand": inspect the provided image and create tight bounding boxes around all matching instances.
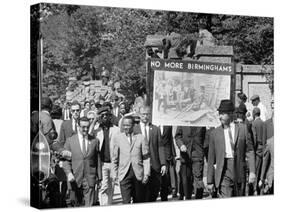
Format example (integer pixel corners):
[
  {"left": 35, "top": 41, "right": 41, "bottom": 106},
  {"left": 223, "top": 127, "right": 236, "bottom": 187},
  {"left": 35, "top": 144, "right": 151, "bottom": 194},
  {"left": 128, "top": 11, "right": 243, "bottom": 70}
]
[
  {"left": 160, "top": 165, "right": 167, "bottom": 176},
  {"left": 61, "top": 150, "right": 72, "bottom": 159},
  {"left": 180, "top": 145, "right": 187, "bottom": 152},
  {"left": 142, "top": 175, "right": 149, "bottom": 184},
  {"left": 207, "top": 184, "right": 214, "bottom": 193},
  {"left": 67, "top": 173, "right": 75, "bottom": 182},
  {"left": 97, "top": 179, "right": 102, "bottom": 189},
  {"left": 249, "top": 172, "right": 256, "bottom": 184}
]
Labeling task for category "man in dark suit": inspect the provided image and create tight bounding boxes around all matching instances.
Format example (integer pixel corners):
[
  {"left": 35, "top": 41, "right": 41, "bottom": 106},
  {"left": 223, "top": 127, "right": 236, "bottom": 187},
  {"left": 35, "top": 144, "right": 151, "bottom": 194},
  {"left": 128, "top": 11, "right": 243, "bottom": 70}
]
[
  {"left": 252, "top": 107, "right": 266, "bottom": 195},
  {"left": 59, "top": 101, "right": 81, "bottom": 147},
  {"left": 207, "top": 100, "right": 256, "bottom": 198},
  {"left": 159, "top": 125, "right": 178, "bottom": 200},
  {"left": 175, "top": 126, "right": 206, "bottom": 199},
  {"left": 112, "top": 116, "right": 150, "bottom": 204},
  {"left": 62, "top": 117, "right": 102, "bottom": 207},
  {"left": 134, "top": 106, "right": 166, "bottom": 202},
  {"left": 259, "top": 136, "right": 274, "bottom": 194}
]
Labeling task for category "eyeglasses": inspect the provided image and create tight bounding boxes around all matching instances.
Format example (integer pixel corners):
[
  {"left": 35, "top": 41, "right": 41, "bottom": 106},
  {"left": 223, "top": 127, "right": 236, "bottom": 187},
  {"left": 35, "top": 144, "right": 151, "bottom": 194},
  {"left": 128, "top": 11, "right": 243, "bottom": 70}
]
[{"left": 71, "top": 109, "right": 80, "bottom": 112}]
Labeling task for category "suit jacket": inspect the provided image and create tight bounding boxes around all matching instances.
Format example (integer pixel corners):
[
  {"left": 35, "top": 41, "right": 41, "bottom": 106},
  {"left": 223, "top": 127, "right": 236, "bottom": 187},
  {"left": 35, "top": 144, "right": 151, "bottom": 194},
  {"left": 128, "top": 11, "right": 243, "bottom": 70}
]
[
  {"left": 260, "top": 136, "right": 274, "bottom": 187},
  {"left": 252, "top": 117, "right": 266, "bottom": 156},
  {"left": 63, "top": 134, "right": 102, "bottom": 187},
  {"left": 207, "top": 123, "right": 256, "bottom": 188},
  {"left": 159, "top": 126, "right": 176, "bottom": 162},
  {"left": 134, "top": 123, "right": 166, "bottom": 172},
  {"left": 59, "top": 119, "right": 76, "bottom": 145},
  {"left": 175, "top": 126, "right": 206, "bottom": 163},
  {"left": 112, "top": 132, "right": 150, "bottom": 182},
  {"left": 265, "top": 118, "right": 274, "bottom": 140}
]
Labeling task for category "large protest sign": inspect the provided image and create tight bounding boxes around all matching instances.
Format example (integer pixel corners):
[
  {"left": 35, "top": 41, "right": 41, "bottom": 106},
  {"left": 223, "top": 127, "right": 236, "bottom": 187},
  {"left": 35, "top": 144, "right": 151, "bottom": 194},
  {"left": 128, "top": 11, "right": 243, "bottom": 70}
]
[{"left": 151, "top": 59, "right": 234, "bottom": 127}]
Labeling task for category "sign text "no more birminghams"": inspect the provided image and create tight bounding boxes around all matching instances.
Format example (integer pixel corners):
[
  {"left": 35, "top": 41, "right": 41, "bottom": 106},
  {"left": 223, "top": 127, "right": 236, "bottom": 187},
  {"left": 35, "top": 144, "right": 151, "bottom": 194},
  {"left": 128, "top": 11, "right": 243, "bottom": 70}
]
[{"left": 150, "top": 59, "right": 234, "bottom": 75}]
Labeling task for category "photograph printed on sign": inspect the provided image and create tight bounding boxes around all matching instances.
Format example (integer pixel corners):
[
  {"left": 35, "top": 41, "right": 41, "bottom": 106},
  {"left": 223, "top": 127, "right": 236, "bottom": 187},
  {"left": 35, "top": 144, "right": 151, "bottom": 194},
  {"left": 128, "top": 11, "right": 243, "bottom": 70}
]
[{"left": 152, "top": 70, "right": 231, "bottom": 127}]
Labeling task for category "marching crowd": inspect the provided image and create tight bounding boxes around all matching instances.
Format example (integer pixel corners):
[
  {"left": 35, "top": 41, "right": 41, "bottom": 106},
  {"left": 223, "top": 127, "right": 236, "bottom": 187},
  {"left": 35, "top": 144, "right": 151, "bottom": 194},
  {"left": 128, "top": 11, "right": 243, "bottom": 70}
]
[{"left": 31, "top": 85, "right": 274, "bottom": 208}]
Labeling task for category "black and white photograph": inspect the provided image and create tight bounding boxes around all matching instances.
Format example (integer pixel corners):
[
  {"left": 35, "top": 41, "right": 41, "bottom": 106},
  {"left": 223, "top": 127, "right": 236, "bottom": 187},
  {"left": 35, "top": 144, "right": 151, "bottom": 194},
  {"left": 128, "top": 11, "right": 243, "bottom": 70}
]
[
  {"left": 28, "top": 1, "right": 275, "bottom": 210},
  {"left": 152, "top": 60, "right": 232, "bottom": 127}
]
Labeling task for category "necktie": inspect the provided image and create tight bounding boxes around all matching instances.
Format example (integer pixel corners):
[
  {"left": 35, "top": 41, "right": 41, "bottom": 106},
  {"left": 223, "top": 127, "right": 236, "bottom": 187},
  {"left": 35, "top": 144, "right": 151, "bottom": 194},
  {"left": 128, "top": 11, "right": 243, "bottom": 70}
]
[
  {"left": 130, "top": 135, "right": 132, "bottom": 145},
  {"left": 228, "top": 127, "right": 235, "bottom": 154},
  {"left": 82, "top": 137, "right": 87, "bottom": 156},
  {"left": 74, "top": 121, "right": 78, "bottom": 133},
  {"left": 144, "top": 125, "right": 148, "bottom": 142}
]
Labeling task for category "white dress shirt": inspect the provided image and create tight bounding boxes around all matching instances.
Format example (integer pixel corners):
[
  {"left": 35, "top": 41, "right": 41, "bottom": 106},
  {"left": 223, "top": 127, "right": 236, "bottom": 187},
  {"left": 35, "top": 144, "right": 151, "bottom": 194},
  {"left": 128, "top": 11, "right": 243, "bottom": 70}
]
[
  {"left": 257, "top": 102, "right": 269, "bottom": 121},
  {"left": 159, "top": 125, "right": 164, "bottom": 135},
  {"left": 140, "top": 122, "right": 149, "bottom": 140},
  {"left": 224, "top": 123, "right": 235, "bottom": 158},
  {"left": 72, "top": 118, "right": 77, "bottom": 132}
]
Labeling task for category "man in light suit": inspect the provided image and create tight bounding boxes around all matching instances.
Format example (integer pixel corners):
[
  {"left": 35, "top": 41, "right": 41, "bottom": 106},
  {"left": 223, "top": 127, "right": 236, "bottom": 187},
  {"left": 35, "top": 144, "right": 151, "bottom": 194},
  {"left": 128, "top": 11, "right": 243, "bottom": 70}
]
[
  {"left": 207, "top": 99, "right": 256, "bottom": 198},
  {"left": 112, "top": 116, "right": 150, "bottom": 204},
  {"left": 62, "top": 117, "right": 102, "bottom": 207},
  {"left": 89, "top": 107, "right": 120, "bottom": 205},
  {"left": 134, "top": 106, "right": 166, "bottom": 202}
]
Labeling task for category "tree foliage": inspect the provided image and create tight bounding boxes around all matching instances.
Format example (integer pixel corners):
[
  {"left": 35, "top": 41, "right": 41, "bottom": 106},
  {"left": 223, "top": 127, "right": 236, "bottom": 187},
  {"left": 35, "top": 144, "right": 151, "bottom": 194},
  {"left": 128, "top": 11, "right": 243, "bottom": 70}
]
[{"left": 34, "top": 4, "right": 273, "bottom": 101}]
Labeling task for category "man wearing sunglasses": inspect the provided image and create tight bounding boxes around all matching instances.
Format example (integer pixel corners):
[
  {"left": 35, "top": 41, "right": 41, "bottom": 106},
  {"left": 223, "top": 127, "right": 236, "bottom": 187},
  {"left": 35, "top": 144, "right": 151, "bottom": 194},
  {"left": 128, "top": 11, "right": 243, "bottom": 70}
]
[
  {"left": 59, "top": 101, "right": 81, "bottom": 147},
  {"left": 90, "top": 106, "right": 120, "bottom": 205}
]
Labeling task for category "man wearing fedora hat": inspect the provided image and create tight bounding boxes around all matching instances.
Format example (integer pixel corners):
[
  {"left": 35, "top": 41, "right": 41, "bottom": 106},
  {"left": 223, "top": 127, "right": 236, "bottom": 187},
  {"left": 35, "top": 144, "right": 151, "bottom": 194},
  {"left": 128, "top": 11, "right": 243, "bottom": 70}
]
[
  {"left": 207, "top": 99, "right": 256, "bottom": 197},
  {"left": 89, "top": 106, "right": 120, "bottom": 205},
  {"left": 250, "top": 95, "right": 269, "bottom": 122}
]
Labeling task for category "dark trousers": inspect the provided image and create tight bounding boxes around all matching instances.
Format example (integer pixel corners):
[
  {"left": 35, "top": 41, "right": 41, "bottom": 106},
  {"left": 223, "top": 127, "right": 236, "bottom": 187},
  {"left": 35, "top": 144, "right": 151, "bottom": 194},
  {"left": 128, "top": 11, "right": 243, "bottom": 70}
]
[
  {"left": 72, "top": 178, "right": 96, "bottom": 207},
  {"left": 255, "top": 155, "right": 263, "bottom": 195},
  {"left": 120, "top": 165, "right": 145, "bottom": 204},
  {"left": 144, "top": 168, "right": 161, "bottom": 202},
  {"left": 160, "top": 161, "right": 177, "bottom": 201},
  {"left": 180, "top": 160, "right": 204, "bottom": 199},
  {"left": 219, "top": 158, "right": 245, "bottom": 198}
]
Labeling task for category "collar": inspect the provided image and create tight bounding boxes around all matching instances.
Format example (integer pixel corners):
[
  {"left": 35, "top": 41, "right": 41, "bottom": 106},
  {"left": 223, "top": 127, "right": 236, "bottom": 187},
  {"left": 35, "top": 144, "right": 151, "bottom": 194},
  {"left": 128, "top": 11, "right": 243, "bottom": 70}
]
[{"left": 78, "top": 131, "right": 88, "bottom": 141}]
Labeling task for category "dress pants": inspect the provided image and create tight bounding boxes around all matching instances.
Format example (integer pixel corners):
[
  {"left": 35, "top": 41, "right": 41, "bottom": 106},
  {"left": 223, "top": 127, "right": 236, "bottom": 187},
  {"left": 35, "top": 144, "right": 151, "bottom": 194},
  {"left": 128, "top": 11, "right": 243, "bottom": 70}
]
[
  {"left": 144, "top": 168, "right": 161, "bottom": 202},
  {"left": 160, "top": 160, "right": 177, "bottom": 201},
  {"left": 119, "top": 165, "right": 145, "bottom": 204},
  {"left": 219, "top": 158, "right": 245, "bottom": 198},
  {"left": 175, "top": 159, "right": 184, "bottom": 199},
  {"left": 254, "top": 155, "right": 263, "bottom": 195},
  {"left": 99, "top": 162, "right": 114, "bottom": 205},
  {"left": 74, "top": 178, "right": 95, "bottom": 207},
  {"left": 180, "top": 159, "right": 204, "bottom": 199}
]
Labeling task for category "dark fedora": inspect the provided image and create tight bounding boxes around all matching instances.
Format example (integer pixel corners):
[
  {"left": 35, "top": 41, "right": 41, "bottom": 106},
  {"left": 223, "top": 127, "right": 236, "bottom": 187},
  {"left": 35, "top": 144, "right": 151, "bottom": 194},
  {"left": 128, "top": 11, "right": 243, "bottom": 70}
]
[
  {"left": 217, "top": 99, "right": 235, "bottom": 113},
  {"left": 237, "top": 92, "right": 247, "bottom": 102},
  {"left": 97, "top": 106, "right": 111, "bottom": 115}
]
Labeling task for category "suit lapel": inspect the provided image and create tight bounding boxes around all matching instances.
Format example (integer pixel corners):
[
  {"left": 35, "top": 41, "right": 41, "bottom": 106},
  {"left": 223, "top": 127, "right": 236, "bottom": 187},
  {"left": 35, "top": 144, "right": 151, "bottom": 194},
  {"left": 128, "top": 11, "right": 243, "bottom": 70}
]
[
  {"left": 96, "top": 129, "right": 104, "bottom": 151},
  {"left": 130, "top": 133, "right": 137, "bottom": 151},
  {"left": 218, "top": 126, "right": 226, "bottom": 153},
  {"left": 72, "top": 134, "right": 84, "bottom": 157},
  {"left": 148, "top": 123, "right": 153, "bottom": 145},
  {"left": 234, "top": 123, "right": 239, "bottom": 146}
]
